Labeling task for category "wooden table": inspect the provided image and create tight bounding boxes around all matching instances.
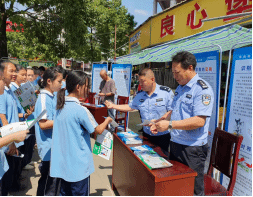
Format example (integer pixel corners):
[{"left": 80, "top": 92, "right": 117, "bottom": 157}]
[
  {"left": 112, "top": 134, "right": 197, "bottom": 196},
  {"left": 81, "top": 103, "right": 108, "bottom": 124}
]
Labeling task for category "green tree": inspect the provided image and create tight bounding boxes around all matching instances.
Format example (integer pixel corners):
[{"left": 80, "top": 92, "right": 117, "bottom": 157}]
[{"left": 1, "top": 0, "right": 136, "bottom": 62}]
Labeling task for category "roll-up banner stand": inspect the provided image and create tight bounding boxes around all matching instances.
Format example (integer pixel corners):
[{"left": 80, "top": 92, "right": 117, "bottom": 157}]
[
  {"left": 222, "top": 46, "right": 252, "bottom": 196},
  {"left": 112, "top": 64, "right": 133, "bottom": 129},
  {"left": 91, "top": 63, "right": 108, "bottom": 94},
  {"left": 194, "top": 51, "right": 220, "bottom": 173}
]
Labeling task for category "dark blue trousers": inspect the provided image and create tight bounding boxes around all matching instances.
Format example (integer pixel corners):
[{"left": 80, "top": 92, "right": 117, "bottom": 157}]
[
  {"left": 0, "top": 179, "right": 8, "bottom": 196},
  {"left": 19, "top": 134, "right": 36, "bottom": 168},
  {"left": 60, "top": 176, "right": 90, "bottom": 196},
  {"left": 37, "top": 161, "right": 60, "bottom": 196}
]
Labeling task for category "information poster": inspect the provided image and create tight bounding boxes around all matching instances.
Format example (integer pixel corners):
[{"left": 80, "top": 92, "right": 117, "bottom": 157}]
[
  {"left": 222, "top": 47, "right": 252, "bottom": 196},
  {"left": 91, "top": 64, "right": 108, "bottom": 93},
  {"left": 112, "top": 64, "right": 132, "bottom": 128},
  {"left": 112, "top": 64, "right": 132, "bottom": 97},
  {"left": 194, "top": 51, "right": 219, "bottom": 172}
]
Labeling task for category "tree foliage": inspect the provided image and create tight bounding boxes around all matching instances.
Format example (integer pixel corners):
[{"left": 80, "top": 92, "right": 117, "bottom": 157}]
[{"left": 1, "top": 0, "right": 137, "bottom": 63}]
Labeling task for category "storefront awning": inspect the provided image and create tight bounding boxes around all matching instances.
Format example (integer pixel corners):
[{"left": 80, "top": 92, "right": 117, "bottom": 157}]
[{"left": 116, "top": 24, "right": 252, "bottom": 65}]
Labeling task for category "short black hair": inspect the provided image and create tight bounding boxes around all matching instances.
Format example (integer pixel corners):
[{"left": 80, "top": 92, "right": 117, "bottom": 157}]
[
  {"left": 0, "top": 60, "right": 13, "bottom": 72},
  {"left": 138, "top": 68, "right": 154, "bottom": 77},
  {"left": 32, "top": 66, "right": 41, "bottom": 75},
  {"left": 172, "top": 51, "right": 197, "bottom": 70},
  {"left": 39, "top": 66, "right": 46, "bottom": 72},
  {"left": 15, "top": 64, "right": 26, "bottom": 72}
]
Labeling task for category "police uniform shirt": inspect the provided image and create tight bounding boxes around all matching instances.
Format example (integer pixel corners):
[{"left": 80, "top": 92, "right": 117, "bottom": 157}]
[
  {"left": 34, "top": 89, "right": 56, "bottom": 161},
  {"left": 50, "top": 97, "right": 98, "bottom": 182},
  {"left": 170, "top": 74, "right": 214, "bottom": 146},
  {"left": 129, "top": 84, "right": 174, "bottom": 136}
]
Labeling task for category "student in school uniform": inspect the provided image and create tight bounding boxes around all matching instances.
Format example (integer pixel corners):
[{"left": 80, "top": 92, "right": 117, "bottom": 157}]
[
  {"left": 10, "top": 64, "right": 36, "bottom": 170},
  {"left": 50, "top": 70, "right": 112, "bottom": 196},
  {"left": 0, "top": 60, "right": 26, "bottom": 194},
  {"left": 34, "top": 66, "right": 63, "bottom": 196}
]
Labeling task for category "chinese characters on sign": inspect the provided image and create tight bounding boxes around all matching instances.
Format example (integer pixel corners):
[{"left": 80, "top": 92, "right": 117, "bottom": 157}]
[
  {"left": 186, "top": 3, "right": 208, "bottom": 29},
  {"left": 224, "top": 0, "right": 252, "bottom": 21},
  {"left": 160, "top": 15, "right": 175, "bottom": 38}
]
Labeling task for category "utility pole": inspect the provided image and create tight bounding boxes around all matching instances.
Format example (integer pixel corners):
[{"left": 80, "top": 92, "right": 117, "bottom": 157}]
[{"left": 114, "top": 25, "right": 116, "bottom": 63}]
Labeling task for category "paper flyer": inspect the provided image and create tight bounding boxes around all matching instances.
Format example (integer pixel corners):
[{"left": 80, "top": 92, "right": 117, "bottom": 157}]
[
  {"left": 93, "top": 129, "right": 113, "bottom": 160},
  {"left": 13, "top": 81, "right": 38, "bottom": 111},
  {"left": 135, "top": 150, "right": 173, "bottom": 170}
]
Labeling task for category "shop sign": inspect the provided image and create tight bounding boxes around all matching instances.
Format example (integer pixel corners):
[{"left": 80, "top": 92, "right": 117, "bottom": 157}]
[{"left": 129, "top": 0, "right": 252, "bottom": 53}]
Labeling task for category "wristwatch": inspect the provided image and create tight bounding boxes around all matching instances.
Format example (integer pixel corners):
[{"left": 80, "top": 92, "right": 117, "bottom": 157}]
[{"left": 168, "top": 120, "right": 173, "bottom": 130}]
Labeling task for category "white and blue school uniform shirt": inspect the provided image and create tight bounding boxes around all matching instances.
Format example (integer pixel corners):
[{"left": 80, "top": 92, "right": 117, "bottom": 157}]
[
  {"left": 170, "top": 74, "right": 214, "bottom": 146},
  {"left": 50, "top": 97, "right": 98, "bottom": 182},
  {"left": 0, "top": 86, "right": 24, "bottom": 148},
  {"left": 33, "top": 76, "right": 41, "bottom": 86},
  {"left": 129, "top": 84, "right": 174, "bottom": 136},
  {"left": 0, "top": 148, "right": 9, "bottom": 180},
  {"left": 34, "top": 89, "right": 56, "bottom": 161}
]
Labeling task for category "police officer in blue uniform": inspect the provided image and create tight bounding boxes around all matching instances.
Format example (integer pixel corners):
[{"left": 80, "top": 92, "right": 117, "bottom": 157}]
[
  {"left": 105, "top": 68, "right": 174, "bottom": 155},
  {"left": 151, "top": 51, "right": 214, "bottom": 196}
]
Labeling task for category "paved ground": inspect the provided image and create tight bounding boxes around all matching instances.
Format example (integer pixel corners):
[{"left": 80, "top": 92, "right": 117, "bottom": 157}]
[{"left": 9, "top": 111, "right": 142, "bottom": 196}]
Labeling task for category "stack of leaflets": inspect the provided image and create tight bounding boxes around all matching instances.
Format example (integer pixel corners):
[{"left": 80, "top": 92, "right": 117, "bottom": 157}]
[
  {"left": 121, "top": 136, "right": 142, "bottom": 145},
  {"left": 135, "top": 150, "right": 173, "bottom": 170},
  {"left": 117, "top": 131, "right": 142, "bottom": 145},
  {"left": 130, "top": 145, "right": 153, "bottom": 153},
  {"left": 117, "top": 130, "right": 139, "bottom": 138},
  {"left": 93, "top": 130, "right": 113, "bottom": 160},
  {"left": 13, "top": 81, "right": 38, "bottom": 111}
]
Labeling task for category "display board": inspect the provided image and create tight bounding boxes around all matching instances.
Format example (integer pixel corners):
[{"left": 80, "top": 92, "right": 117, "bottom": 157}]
[
  {"left": 194, "top": 51, "right": 219, "bottom": 172},
  {"left": 222, "top": 47, "right": 252, "bottom": 196},
  {"left": 111, "top": 64, "right": 132, "bottom": 97},
  {"left": 91, "top": 64, "right": 108, "bottom": 93},
  {"left": 112, "top": 64, "right": 132, "bottom": 128}
]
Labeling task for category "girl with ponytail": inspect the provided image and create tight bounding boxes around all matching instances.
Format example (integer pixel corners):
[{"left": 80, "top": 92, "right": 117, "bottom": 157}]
[
  {"left": 50, "top": 70, "right": 112, "bottom": 196},
  {"left": 34, "top": 67, "right": 63, "bottom": 195}
]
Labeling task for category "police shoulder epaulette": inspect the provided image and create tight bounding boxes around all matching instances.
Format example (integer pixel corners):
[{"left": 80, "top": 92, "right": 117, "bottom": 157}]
[
  {"left": 197, "top": 80, "right": 208, "bottom": 89},
  {"left": 160, "top": 86, "right": 171, "bottom": 92},
  {"left": 136, "top": 90, "right": 143, "bottom": 94}
]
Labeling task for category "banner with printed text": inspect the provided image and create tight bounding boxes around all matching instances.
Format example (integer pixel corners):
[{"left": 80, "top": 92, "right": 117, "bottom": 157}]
[
  {"left": 194, "top": 51, "right": 219, "bottom": 172},
  {"left": 91, "top": 64, "right": 108, "bottom": 94},
  {"left": 222, "top": 47, "right": 252, "bottom": 196}
]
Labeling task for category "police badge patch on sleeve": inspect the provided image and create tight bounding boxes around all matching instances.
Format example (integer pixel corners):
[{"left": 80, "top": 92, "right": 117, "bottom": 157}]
[{"left": 202, "top": 94, "right": 211, "bottom": 106}]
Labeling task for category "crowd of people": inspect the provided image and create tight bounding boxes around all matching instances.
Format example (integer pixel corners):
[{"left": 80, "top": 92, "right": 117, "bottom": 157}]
[
  {"left": 0, "top": 51, "right": 214, "bottom": 196},
  {"left": 0, "top": 61, "right": 112, "bottom": 196}
]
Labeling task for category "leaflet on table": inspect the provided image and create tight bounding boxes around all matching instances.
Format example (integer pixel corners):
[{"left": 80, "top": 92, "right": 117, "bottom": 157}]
[
  {"left": 120, "top": 136, "right": 143, "bottom": 145},
  {"left": 117, "top": 130, "right": 139, "bottom": 138},
  {"left": 130, "top": 145, "right": 153, "bottom": 152},
  {"left": 93, "top": 129, "right": 113, "bottom": 160},
  {"left": 135, "top": 150, "right": 173, "bottom": 170},
  {"left": 13, "top": 81, "right": 38, "bottom": 111}
]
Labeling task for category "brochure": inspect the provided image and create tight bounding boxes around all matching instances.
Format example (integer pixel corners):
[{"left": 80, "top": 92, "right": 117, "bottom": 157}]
[
  {"left": 13, "top": 81, "right": 38, "bottom": 111},
  {"left": 137, "top": 120, "right": 155, "bottom": 126},
  {"left": 135, "top": 150, "right": 173, "bottom": 170},
  {"left": 0, "top": 109, "right": 47, "bottom": 137},
  {"left": 93, "top": 129, "right": 113, "bottom": 160},
  {"left": 117, "top": 130, "right": 139, "bottom": 138}
]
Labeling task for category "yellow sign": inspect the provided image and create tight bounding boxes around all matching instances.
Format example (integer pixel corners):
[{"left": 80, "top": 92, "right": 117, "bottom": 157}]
[{"left": 129, "top": 0, "right": 252, "bottom": 53}]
